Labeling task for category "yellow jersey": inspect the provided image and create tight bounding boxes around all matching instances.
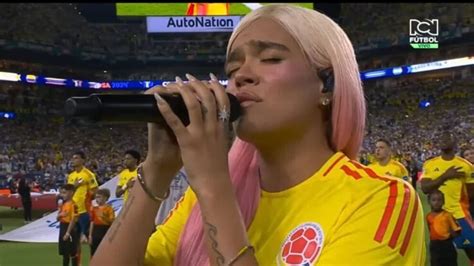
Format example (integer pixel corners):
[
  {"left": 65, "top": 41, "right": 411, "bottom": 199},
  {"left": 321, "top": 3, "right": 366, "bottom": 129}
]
[
  {"left": 369, "top": 159, "right": 411, "bottom": 182},
  {"left": 144, "top": 152, "right": 425, "bottom": 265},
  {"left": 67, "top": 167, "right": 98, "bottom": 214},
  {"left": 117, "top": 168, "right": 138, "bottom": 203},
  {"left": 421, "top": 156, "right": 474, "bottom": 219}
]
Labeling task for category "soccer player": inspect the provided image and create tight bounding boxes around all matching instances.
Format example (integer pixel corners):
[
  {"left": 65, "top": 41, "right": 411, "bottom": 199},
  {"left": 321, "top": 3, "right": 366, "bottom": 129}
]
[
  {"left": 116, "top": 150, "right": 140, "bottom": 204},
  {"left": 57, "top": 184, "right": 79, "bottom": 266},
  {"left": 67, "top": 151, "right": 99, "bottom": 244},
  {"left": 426, "top": 190, "right": 461, "bottom": 266},
  {"left": 421, "top": 132, "right": 474, "bottom": 263},
  {"left": 368, "top": 139, "right": 411, "bottom": 182},
  {"left": 89, "top": 188, "right": 115, "bottom": 257}
]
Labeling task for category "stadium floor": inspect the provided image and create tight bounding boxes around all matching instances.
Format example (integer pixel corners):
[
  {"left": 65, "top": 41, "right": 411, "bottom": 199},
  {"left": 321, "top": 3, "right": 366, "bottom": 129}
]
[{"left": 0, "top": 189, "right": 470, "bottom": 266}]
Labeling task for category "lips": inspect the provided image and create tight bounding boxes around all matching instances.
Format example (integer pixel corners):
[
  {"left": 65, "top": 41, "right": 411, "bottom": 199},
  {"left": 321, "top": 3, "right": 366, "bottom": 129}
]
[{"left": 235, "top": 92, "right": 263, "bottom": 104}]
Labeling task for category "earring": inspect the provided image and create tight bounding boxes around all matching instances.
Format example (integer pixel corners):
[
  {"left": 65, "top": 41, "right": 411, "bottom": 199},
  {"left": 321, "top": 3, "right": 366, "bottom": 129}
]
[{"left": 321, "top": 97, "right": 331, "bottom": 106}]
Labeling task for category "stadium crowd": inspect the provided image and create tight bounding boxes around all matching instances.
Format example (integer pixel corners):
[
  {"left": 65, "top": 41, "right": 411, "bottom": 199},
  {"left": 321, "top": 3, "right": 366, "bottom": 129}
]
[
  {"left": 0, "top": 71, "right": 472, "bottom": 192},
  {"left": 0, "top": 3, "right": 472, "bottom": 63},
  {"left": 0, "top": 2, "right": 472, "bottom": 200}
]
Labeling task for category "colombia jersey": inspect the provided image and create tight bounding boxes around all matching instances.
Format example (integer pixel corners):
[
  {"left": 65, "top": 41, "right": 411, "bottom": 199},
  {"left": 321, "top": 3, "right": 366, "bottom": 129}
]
[
  {"left": 144, "top": 152, "right": 425, "bottom": 265},
  {"left": 421, "top": 156, "right": 473, "bottom": 219},
  {"left": 117, "top": 168, "right": 138, "bottom": 203},
  {"left": 67, "top": 167, "right": 98, "bottom": 214},
  {"left": 369, "top": 159, "right": 411, "bottom": 182}
]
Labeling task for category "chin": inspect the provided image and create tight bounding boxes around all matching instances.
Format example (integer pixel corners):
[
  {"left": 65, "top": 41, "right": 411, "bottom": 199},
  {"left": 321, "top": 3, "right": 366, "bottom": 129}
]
[{"left": 235, "top": 119, "right": 271, "bottom": 144}]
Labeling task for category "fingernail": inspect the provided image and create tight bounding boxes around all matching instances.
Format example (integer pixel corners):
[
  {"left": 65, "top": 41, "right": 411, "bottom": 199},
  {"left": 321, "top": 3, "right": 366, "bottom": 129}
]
[
  {"left": 154, "top": 93, "right": 165, "bottom": 105},
  {"left": 209, "top": 73, "right": 218, "bottom": 82},
  {"left": 185, "top": 73, "right": 197, "bottom": 81},
  {"left": 175, "top": 76, "right": 183, "bottom": 84}
]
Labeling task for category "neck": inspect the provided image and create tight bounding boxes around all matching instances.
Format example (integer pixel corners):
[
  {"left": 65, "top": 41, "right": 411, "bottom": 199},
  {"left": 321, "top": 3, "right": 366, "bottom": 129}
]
[
  {"left": 255, "top": 126, "right": 334, "bottom": 192},
  {"left": 441, "top": 151, "right": 455, "bottom": 160},
  {"left": 432, "top": 209, "right": 442, "bottom": 213},
  {"left": 74, "top": 165, "right": 83, "bottom": 172},
  {"left": 128, "top": 166, "right": 137, "bottom": 171},
  {"left": 378, "top": 157, "right": 391, "bottom": 166}
]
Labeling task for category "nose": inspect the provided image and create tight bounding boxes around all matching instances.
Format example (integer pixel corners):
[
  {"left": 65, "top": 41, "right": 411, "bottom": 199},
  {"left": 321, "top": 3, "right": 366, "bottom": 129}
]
[{"left": 232, "top": 62, "right": 259, "bottom": 91}]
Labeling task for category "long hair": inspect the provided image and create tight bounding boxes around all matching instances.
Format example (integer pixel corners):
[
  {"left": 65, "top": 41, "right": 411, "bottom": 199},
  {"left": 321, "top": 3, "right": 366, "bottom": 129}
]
[{"left": 175, "top": 4, "right": 366, "bottom": 265}]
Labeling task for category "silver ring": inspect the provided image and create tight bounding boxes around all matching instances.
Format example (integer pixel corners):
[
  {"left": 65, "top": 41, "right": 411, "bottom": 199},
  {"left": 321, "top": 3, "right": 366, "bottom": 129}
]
[{"left": 218, "top": 105, "right": 230, "bottom": 122}]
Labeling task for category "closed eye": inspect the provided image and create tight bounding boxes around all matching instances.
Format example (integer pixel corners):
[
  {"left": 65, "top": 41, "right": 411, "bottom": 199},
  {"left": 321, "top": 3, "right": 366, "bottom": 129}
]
[
  {"left": 226, "top": 58, "right": 282, "bottom": 77},
  {"left": 226, "top": 68, "right": 238, "bottom": 78},
  {"left": 261, "top": 58, "right": 282, "bottom": 63}
]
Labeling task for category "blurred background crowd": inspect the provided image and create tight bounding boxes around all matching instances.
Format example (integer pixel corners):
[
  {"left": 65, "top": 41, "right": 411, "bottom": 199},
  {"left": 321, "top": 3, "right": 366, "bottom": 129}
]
[{"left": 0, "top": 3, "right": 472, "bottom": 192}]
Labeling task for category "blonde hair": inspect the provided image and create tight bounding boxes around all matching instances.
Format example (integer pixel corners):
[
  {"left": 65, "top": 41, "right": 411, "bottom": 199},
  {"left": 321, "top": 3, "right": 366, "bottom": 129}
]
[{"left": 175, "top": 4, "right": 366, "bottom": 265}]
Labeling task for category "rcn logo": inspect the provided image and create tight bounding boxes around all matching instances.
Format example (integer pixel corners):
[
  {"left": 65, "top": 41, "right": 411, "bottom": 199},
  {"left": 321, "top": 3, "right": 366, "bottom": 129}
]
[
  {"left": 408, "top": 19, "right": 439, "bottom": 49},
  {"left": 409, "top": 19, "right": 439, "bottom": 36}
]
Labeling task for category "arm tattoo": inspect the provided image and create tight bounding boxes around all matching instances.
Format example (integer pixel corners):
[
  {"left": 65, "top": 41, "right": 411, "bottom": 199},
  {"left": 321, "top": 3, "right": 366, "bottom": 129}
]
[
  {"left": 204, "top": 221, "right": 225, "bottom": 265},
  {"left": 108, "top": 195, "right": 135, "bottom": 243}
]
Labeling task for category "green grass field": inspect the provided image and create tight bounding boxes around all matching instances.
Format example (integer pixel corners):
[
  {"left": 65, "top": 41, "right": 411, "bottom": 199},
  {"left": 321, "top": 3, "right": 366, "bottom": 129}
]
[
  {"left": 116, "top": 3, "right": 314, "bottom": 16},
  {"left": 0, "top": 191, "right": 470, "bottom": 265},
  {"left": 0, "top": 207, "right": 90, "bottom": 266}
]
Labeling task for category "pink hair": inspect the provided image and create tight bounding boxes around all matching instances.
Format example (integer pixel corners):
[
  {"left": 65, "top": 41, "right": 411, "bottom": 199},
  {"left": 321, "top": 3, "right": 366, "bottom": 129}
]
[{"left": 175, "top": 4, "right": 365, "bottom": 265}]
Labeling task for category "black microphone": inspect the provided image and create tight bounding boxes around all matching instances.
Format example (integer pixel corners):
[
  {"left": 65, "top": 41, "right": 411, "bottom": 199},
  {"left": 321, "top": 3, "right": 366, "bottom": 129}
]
[{"left": 64, "top": 93, "right": 242, "bottom": 126}]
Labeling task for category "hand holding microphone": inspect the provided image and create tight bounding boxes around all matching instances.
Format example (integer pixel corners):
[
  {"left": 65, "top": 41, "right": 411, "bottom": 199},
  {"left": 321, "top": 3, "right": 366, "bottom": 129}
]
[
  {"left": 150, "top": 73, "right": 234, "bottom": 191},
  {"left": 65, "top": 73, "right": 238, "bottom": 198}
]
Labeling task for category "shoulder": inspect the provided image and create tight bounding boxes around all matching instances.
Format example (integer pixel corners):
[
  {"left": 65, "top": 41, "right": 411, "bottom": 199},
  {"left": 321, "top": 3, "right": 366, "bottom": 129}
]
[
  {"left": 423, "top": 157, "right": 439, "bottom": 168},
  {"left": 70, "top": 201, "right": 79, "bottom": 210},
  {"left": 320, "top": 160, "right": 425, "bottom": 264},
  {"left": 335, "top": 159, "right": 407, "bottom": 189},
  {"left": 82, "top": 167, "right": 96, "bottom": 177},
  {"left": 455, "top": 156, "right": 473, "bottom": 168},
  {"left": 392, "top": 160, "right": 407, "bottom": 170},
  {"left": 426, "top": 212, "right": 432, "bottom": 220},
  {"left": 161, "top": 187, "right": 197, "bottom": 225},
  {"left": 118, "top": 169, "right": 127, "bottom": 177},
  {"left": 367, "top": 161, "right": 377, "bottom": 167},
  {"left": 336, "top": 159, "right": 420, "bottom": 219}
]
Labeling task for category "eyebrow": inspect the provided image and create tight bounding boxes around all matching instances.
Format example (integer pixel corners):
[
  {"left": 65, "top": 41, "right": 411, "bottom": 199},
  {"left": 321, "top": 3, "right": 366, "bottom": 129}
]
[{"left": 225, "top": 40, "right": 290, "bottom": 70}]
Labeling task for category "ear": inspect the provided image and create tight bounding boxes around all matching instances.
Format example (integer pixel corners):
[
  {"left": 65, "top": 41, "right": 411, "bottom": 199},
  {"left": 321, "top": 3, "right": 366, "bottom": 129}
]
[{"left": 318, "top": 68, "right": 334, "bottom": 94}]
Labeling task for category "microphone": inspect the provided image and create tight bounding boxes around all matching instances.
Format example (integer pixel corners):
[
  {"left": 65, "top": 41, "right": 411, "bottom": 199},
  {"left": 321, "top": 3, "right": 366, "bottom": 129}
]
[{"left": 64, "top": 93, "right": 242, "bottom": 126}]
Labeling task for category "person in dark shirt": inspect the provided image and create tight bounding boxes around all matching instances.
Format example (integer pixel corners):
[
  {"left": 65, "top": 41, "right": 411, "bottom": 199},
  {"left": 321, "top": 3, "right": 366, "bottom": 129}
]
[{"left": 18, "top": 177, "right": 32, "bottom": 223}]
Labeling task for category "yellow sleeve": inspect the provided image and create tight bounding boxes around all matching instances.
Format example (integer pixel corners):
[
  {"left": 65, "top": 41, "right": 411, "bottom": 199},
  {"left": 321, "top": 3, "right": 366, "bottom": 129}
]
[
  {"left": 144, "top": 187, "right": 197, "bottom": 265},
  {"left": 318, "top": 181, "right": 426, "bottom": 265}
]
